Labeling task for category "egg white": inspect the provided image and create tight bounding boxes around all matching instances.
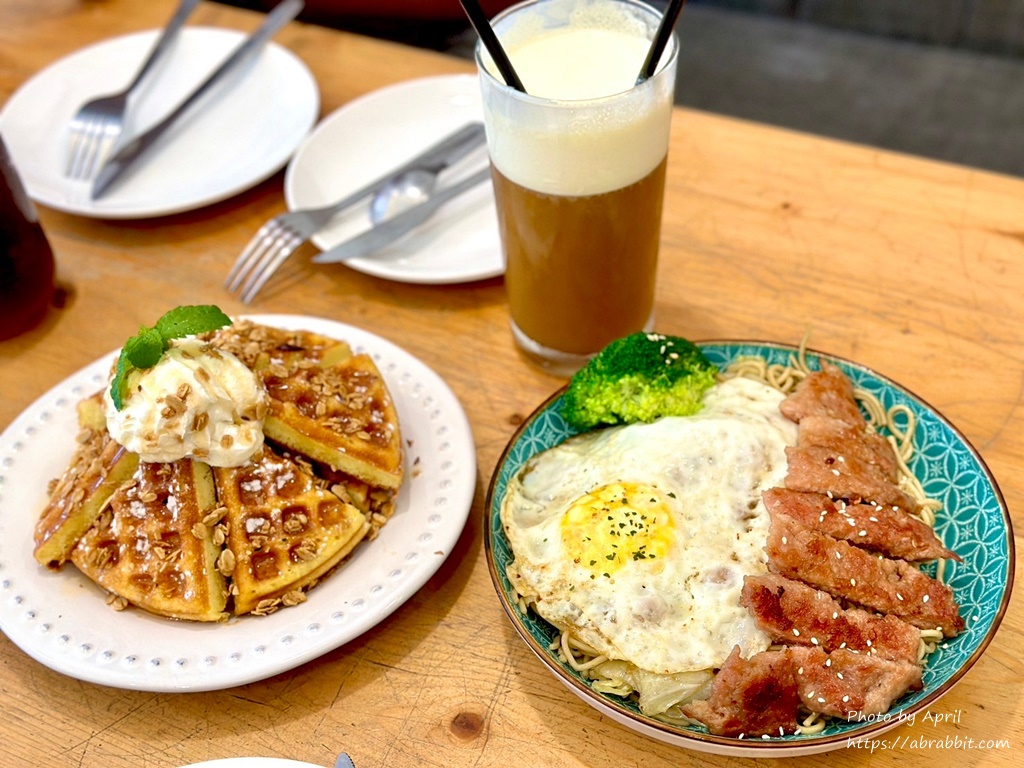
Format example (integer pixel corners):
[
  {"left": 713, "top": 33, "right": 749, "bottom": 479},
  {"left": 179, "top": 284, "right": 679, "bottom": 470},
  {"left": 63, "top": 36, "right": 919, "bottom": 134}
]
[{"left": 502, "top": 377, "right": 797, "bottom": 676}]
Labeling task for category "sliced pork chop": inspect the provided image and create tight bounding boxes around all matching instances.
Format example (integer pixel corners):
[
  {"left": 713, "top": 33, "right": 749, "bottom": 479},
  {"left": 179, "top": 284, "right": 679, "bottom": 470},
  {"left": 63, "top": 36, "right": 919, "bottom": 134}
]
[
  {"left": 791, "top": 646, "right": 923, "bottom": 720},
  {"left": 682, "top": 648, "right": 801, "bottom": 738},
  {"left": 763, "top": 488, "right": 959, "bottom": 562},
  {"left": 765, "top": 512, "right": 964, "bottom": 637},
  {"left": 741, "top": 573, "right": 922, "bottom": 664}
]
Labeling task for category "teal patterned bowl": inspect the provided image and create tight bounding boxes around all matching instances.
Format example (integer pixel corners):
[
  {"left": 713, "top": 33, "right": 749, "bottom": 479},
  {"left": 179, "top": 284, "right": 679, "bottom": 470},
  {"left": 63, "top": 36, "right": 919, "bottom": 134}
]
[{"left": 484, "top": 342, "right": 1014, "bottom": 757}]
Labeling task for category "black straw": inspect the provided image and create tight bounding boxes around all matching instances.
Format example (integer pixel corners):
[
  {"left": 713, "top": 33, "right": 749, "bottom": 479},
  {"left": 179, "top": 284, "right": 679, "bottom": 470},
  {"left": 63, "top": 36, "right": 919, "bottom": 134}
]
[
  {"left": 460, "top": 0, "right": 528, "bottom": 93},
  {"left": 636, "top": 0, "right": 687, "bottom": 85}
]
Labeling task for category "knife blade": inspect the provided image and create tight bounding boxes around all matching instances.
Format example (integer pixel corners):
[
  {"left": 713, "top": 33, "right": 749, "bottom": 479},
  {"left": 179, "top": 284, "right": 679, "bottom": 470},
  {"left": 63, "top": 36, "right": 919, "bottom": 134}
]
[
  {"left": 312, "top": 166, "right": 491, "bottom": 264},
  {"left": 293, "top": 120, "right": 487, "bottom": 228},
  {"left": 91, "top": 0, "right": 304, "bottom": 199}
]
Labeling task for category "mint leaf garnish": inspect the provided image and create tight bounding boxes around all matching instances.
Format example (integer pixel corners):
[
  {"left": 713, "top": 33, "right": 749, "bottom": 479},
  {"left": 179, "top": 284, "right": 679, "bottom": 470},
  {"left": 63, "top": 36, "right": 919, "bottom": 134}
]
[
  {"left": 110, "top": 347, "right": 134, "bottom": 412},
  {"left": 155, "top": 305, "right": 232, "bottom": 339},
  {"left": 124, "top": 326, "right": 165, "bottom": 369},
  {"left": 109, "top": 305, "right": 232, "bottom": 411}
]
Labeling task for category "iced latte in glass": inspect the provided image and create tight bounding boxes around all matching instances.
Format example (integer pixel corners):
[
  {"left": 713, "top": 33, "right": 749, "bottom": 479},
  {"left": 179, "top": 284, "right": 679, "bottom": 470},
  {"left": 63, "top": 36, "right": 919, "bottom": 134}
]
[{"left": 476, "top": 0, "right": 677, "bottom": 374}]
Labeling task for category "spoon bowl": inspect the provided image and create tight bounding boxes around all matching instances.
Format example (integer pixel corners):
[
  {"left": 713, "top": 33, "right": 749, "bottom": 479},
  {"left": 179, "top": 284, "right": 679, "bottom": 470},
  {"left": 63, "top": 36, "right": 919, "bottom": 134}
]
[{"left": 368, "top": 168, "right": 441, "bottom": 225}]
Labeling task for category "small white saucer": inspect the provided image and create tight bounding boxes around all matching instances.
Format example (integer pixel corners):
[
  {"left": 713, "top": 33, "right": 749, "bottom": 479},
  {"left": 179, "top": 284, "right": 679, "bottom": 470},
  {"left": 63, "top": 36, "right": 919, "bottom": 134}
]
[{"left": 285, "top": 74, "right": 503, "bottom": 285}]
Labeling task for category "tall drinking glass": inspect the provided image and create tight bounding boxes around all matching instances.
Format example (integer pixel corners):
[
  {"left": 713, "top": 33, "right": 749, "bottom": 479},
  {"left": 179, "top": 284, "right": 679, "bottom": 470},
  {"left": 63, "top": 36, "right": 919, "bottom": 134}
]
[{"left": 475, "top": 0, "right": 678, "bottom": 375}]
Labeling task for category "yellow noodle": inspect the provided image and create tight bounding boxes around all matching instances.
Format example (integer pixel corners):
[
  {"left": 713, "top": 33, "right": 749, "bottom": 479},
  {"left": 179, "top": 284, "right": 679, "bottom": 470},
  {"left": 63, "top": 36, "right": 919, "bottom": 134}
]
[
  {"left": 796, "top": 713, "right": 827, "bottom": 735},
  {"left": 559, "top": 631, "right": 609, "bottom": 672}
]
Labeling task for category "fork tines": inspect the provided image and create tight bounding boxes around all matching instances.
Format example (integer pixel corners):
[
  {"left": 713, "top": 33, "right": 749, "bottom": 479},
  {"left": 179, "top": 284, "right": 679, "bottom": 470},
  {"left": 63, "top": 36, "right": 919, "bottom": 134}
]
[
  {"left": 65, "top": 109, "right": 122, "bottom": 181},
  {"left": 225, "top": 220, "right": 304, "bottom": 304}
]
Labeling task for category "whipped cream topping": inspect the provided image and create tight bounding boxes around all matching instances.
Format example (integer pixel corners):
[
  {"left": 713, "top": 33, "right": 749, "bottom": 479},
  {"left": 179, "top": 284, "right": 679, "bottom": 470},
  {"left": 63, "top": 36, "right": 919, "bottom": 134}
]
[{"left": 105, "top": 337, "right": 268, "bottom": 467}]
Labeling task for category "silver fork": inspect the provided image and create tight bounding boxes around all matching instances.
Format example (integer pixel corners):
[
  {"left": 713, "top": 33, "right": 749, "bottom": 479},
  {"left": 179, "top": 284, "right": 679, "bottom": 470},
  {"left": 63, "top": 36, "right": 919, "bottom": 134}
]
[
  {"left": 225, "top": 121, "right": 486, "bottom": 304},
  {"left": 64, "top": 0, "right": 201, "bottom": 180}
]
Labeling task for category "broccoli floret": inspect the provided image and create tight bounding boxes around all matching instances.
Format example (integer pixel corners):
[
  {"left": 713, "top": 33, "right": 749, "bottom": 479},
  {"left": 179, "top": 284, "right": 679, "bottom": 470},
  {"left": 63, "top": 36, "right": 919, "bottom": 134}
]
[{"left": 560, "top": 332, "right": 718, "bottom": 431}]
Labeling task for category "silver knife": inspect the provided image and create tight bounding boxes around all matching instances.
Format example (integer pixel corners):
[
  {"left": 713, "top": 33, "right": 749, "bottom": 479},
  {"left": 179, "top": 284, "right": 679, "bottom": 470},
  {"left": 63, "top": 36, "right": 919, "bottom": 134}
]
[
  {"left": 312, "top": 166, "right": 492, "bottom": 263},
  {"left": 91, "top": 0, "right": 304, "bottom": 199}
]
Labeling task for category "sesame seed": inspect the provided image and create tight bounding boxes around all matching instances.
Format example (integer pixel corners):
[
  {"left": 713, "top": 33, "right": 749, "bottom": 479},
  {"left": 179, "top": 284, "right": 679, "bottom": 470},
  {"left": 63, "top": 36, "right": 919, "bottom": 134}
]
[
  {"left": 838, "top": 456, "right": 846, "bottom": 462},
  {"left": 831, "top": 468, "right": 841, "bottom": 476},
  {"left": 798, "top": 667, "right": 804, "bottom": 674},
  {"left": 923, "top": 594, "right": 930, "bottom": 603},
  {"left": 869, "top": 516, "right": 878, "bottom": 522},
  {"left": 762, "top": 734, "right": 771, "bottom": 740},
  {"left": 832, "top": 611, "right": 839, "bottom": 619},
  {"left": 825, "top": 658, "right": 832, "bottom": 667},
  {"left": 839, "top": 642, "right": 846, "bottom": 649},
  {"left": 782, "top": 536, "right": 788, "bottom": 544},
  {"left": 842, "top": 695, "right": 850, "bottom": 702},
  {"left": 793, "top": 628, "right": 801, "bottom": 636},
  {"left": 838, "top": 672, "right": 844, "bottom": 679},
  {"left": 818, "top": 697, "right": 826, "bottom": 704},
  {"left": 897, "top": 592, "right": 904, "bottom": 601},
  {"left": 859, "top": 530, "right": 867, "bottom": 536},
  {"left": 866, "top": 640, "right": 872, "bottom": 646},
  {"left": 779, "top": 727, "right": 785, "bottom": 736},
  {"left": 851, "top": 578, "right": 857, "bottom": 586},
  {"left": 811, "top": 637, "right": 819, "bottom": 646}
]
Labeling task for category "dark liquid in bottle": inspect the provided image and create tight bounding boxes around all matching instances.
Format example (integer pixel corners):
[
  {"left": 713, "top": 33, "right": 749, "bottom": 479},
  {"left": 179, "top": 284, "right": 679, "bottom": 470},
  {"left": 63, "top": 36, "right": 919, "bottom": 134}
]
[{"left": 0, "top": 134, "right": 55, "bottom": 341}]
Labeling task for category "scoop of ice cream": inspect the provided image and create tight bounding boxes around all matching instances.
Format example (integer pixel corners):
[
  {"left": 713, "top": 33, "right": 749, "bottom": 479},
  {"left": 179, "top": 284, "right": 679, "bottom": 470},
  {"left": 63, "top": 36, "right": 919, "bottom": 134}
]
[{"left": 105, "top": 337, "right": 268, "bottom": 467}]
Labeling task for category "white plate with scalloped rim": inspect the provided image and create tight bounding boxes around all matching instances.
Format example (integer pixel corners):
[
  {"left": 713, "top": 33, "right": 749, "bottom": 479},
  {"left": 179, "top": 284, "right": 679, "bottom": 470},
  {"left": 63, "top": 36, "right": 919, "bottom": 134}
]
[{"left": 0, "top": 315, "right": 475, "bottom": 692}]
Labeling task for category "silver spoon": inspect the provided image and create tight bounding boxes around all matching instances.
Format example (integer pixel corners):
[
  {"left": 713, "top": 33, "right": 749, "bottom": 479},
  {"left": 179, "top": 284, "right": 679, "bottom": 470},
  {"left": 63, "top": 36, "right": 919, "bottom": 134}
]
[{"left": 368, "top": 168, "right": 439, "bottom": 224}]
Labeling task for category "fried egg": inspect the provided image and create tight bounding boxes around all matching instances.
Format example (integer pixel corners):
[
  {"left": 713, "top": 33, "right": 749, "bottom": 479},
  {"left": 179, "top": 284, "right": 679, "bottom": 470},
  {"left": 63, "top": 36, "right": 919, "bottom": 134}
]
[{"left": 502, "top": 376, "right": 797, "bottom": 676}]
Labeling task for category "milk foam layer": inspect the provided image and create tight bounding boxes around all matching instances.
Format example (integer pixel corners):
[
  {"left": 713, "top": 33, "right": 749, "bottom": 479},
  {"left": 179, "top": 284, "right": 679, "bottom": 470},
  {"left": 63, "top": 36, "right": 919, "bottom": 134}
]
[
  {"left": 479, "top": 0, "right": 676, "bottom": 196},
  {"left": 105, "top": 337, "right": 268, "bottom": 467}
]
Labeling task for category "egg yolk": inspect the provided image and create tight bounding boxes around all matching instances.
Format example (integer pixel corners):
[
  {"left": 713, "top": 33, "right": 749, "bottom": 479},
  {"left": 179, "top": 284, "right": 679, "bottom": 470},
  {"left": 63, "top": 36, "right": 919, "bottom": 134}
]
[{"left": 560, "top": 482, "right": 675, "bottom": 578}]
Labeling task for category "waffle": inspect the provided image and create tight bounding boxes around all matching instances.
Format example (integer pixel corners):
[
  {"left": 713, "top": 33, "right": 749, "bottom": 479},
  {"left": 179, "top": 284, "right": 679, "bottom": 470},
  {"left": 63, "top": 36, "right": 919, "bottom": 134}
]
[
  {"left": 70, "top": 458, "right": 228, "bottom": 622},
  {"left": 34, "top": 396, "right": 139, "bottom": 569},
  {"left": 208, "top": 319, "right": 353, "bottom": 371},
  {"left": 214, "top": 445, "right": 369, "bottom": 615},
  {"left": 322, "top": 465, "right": 398, "bottom": 540},
  {"left": 208, "top": 320, "right": 404, "bottom": 490},
  {"left": 35, "top": 319, "right": 403, "bottom": 621}
]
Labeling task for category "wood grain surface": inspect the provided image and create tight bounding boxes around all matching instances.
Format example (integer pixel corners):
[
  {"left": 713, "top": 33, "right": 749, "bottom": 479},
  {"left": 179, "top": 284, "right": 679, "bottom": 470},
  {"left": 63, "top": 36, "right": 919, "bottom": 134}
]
[{"left": 1, "top": 2, "right": 1021, "bottom": 766}]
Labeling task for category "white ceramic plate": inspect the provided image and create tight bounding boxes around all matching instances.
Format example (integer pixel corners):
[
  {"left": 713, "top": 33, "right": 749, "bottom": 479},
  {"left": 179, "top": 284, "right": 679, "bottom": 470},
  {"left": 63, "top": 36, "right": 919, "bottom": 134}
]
[
  {"left": 0, "top": 28, "right": 319, "bottom": 219},
  {"left": 285, "top": 74, "right": 503, "bottom": 284},
  {"left": 0, "top": 315, "right": 476, "bottom": 692}
]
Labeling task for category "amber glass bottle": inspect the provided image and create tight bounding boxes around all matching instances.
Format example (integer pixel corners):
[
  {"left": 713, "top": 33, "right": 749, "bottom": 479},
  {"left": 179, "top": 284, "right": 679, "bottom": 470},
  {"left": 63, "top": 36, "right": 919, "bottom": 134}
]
[{"left": 0, "top": 133, "right": 55, "bottom": 340}]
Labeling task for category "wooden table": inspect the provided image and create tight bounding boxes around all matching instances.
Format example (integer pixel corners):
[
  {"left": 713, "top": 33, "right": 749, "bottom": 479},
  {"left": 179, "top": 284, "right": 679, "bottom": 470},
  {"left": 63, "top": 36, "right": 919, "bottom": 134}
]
[{"left": 1, "top": 2, "right": 1021, "bottom": 766}]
